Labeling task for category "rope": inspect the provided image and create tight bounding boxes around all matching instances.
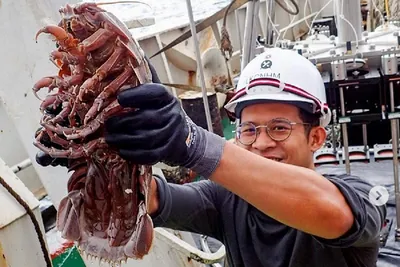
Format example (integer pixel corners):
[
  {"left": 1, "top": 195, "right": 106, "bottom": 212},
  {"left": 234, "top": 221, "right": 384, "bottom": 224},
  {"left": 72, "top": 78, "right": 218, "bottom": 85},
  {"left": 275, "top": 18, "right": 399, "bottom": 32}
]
[
  {"left": 275, "top": 0, "right": 299, "bottom": 15},
  {"left": 219, "top": 0, "right": 235, "bottom": 87},
  {"left": 372, "top": 0, "right": 400, "bottom": 26},
  {"left": 220, "top": 0, "right": 235, "bottom": 60},
  {"left": 389, "top": 0, "right": 400, "bottom": 20},
  {"left": 373, "top": 0, "right": 385, "bottom": 26},
  {"left": 0, "top": 175, "right": 52, "bottom": 267}
]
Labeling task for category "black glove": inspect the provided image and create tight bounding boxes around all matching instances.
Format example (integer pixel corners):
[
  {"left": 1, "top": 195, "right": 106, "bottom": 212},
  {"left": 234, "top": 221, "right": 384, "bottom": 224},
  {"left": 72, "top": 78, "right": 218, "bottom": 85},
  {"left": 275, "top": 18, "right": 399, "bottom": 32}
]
[
  {"left": 34, "top": 126, "right": 69, "bottom": 168},
  {"left": 105, "top": 83, "right": 226, "bottom": 178}
]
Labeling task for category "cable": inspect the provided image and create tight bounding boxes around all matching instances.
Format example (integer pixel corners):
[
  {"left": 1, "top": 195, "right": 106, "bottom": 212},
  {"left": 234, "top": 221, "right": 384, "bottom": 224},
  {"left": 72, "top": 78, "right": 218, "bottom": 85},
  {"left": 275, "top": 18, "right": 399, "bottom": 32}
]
[
  {"left": 338, "top": 0, "right": 359, "bottom": 49},
  {"left": 0, "top": 175, "right": 52, "bottom": 267},
  {"left": 222, "top": 0, "right": 235, "bottom": 27},
  {"left": 220, "top": 0, "right": 235, "bottom": 59},
  {"left": 278, "top": 0, "right": 297, "bottom": 43},
  {"left": 339, "top": 15, "right": 359, "bottom": 48},
  {"left": 275, "top": 0, "right": 299, "bottom": 15},
  {"left": 303, "top": 0, "right": 312, "bottom": 29}
]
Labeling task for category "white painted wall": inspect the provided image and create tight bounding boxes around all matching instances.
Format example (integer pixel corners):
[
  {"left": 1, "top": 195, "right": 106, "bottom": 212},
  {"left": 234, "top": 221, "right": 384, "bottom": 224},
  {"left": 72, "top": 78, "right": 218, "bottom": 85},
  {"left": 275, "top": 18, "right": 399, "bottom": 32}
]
[
  {"left": 0, "top": 157, "right": 48, "bottom": 267},
  {"left": 0, "top": 0, "right": 78, "bottom": 209},
  {"left": 0, "top": 102, "right": 43, "bottom": 197}
]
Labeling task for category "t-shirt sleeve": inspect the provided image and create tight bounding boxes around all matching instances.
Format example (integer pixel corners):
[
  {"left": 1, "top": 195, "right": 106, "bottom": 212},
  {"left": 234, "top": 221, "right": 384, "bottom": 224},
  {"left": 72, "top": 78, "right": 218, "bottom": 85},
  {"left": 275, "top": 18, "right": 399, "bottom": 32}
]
[
  {"left": 312, "top": 174, "right": 387, "bottom": 248},
  {"left": 150, "top": 175, "right": 223, "bottom": 241}
]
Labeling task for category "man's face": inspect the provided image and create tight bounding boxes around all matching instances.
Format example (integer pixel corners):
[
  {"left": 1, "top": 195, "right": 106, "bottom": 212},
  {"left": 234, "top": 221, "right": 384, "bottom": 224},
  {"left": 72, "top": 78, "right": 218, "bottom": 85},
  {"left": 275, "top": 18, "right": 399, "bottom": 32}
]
[{"left": 236, "top": 102, "right": 327, "bottom": 169}]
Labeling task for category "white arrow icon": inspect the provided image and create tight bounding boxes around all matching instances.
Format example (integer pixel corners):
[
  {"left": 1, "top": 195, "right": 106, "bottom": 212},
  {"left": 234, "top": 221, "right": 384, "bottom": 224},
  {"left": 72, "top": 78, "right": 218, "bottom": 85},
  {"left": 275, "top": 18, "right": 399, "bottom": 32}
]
[{"left": 368, "top": 186, "right": 389, "bottom": 206}]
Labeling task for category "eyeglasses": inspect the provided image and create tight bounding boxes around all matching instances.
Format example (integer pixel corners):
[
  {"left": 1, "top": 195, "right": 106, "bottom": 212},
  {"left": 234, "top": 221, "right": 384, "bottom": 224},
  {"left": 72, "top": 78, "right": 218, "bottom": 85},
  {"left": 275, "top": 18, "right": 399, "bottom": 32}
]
[{"left": 235, "top": 118, "right": 309, "bottom": 145}]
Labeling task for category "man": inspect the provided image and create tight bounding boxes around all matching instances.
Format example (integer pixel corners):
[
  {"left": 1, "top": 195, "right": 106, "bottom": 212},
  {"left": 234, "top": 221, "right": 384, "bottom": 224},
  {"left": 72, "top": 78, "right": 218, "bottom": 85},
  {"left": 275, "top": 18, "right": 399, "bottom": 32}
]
[{"left": 37, "top": 48, "right": 386, "bottom": 267}]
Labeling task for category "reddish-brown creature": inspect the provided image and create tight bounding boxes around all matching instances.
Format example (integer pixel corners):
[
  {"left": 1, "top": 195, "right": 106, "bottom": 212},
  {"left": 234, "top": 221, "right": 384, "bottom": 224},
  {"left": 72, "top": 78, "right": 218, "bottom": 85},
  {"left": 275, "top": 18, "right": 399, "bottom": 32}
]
[{"left": 33, "top": 2, "right": 155, "bottom": 264}]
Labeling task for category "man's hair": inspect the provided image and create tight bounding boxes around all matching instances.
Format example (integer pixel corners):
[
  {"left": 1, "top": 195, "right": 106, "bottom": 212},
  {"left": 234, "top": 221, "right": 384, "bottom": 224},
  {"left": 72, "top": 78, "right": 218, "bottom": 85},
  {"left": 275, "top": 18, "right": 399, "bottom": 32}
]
[{"left": 298, "top": 108, "right": 321, "bottom": 136}]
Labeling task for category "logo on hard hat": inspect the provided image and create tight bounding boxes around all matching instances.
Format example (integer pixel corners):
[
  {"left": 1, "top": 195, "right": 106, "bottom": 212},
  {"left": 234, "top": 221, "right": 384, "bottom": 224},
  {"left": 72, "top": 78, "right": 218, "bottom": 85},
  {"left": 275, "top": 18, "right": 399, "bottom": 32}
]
[{"left": 261, "top": 60, "right": 272, "bottom": 69}]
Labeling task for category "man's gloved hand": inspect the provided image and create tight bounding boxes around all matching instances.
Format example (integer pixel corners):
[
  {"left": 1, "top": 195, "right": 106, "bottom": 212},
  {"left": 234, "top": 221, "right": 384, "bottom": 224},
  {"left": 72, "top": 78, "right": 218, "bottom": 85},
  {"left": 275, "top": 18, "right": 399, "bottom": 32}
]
[
  {"left": 34, "top": 126, "right": 69, "bottom": 168},
  {"left": 104, "top": 83, "right": 226, "bottom": 179}
]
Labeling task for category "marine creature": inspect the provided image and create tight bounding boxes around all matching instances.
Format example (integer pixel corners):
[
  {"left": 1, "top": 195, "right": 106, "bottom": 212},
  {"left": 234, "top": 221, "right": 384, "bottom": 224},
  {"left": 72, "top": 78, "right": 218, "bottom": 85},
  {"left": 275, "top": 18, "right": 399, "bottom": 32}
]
[{"left": 33, "top": 2, "right": 155, "bottom": 264}]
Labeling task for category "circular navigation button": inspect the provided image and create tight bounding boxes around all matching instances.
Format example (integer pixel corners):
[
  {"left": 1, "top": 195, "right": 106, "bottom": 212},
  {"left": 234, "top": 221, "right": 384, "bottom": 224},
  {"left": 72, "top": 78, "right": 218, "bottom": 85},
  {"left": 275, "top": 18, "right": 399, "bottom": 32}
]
[{"left": 369, "top": 186, "right": 389, "bottom": 206}]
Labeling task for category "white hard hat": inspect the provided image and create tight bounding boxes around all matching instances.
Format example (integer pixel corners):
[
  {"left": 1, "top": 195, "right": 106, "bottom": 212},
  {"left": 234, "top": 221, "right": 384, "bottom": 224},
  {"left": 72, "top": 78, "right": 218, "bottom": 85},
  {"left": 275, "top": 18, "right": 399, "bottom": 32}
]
[{"left": 224, "top": 48, "right": 331, "bottom": 127}]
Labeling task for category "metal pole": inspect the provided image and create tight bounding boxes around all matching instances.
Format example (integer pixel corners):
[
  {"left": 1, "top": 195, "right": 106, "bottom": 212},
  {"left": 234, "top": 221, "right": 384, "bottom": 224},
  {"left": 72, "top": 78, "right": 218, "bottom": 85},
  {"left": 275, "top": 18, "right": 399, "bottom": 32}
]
[
  {"left": 11, "top": 159, "right": 32, "bottom": 174},
  {"left": 332, "top": 124, "right": 337, "bottom": 153},
  {"left": 155, "top": 34, "right": 178, "bottom": 98},
  {"left": 332, "top": 110, "right": 338, "bottom": 154},
  {"left": 249, "top": 0, "right": 261, "bottom": 61},
  {"left": 362, "top": 124, "right": 368, "bottom": 153},
  {"left": 185, "top": 0, "right": 214, "bottom": 133},
  {"left": 397, "top": 119, "right": 400, "bottom": 146},
  {"left": 390, "top": 82, "right": 400, "bottom": 237},
  {"left": 199, "top": 236, "right": 223, "bottom": 267},
  {"left": 339, "top": 86, "right": 351, "bottom": 174},
  {"left": 235, "top": 10, "right": 243, "bottom": 55},
  {"left": 334, "top": 0, "right": 363, "bottom": 45},
  {"left": 241, "top": 0, "right": 256, "bottom": 71},
  {"left": 265, "top": 0, "right": 275, "bottom": 45},
  {"left": 382, "top": 53, "right": 400, "bottom": 240},
  {"left": 332, "top": 59, "right": 350, "bottom": 174}
]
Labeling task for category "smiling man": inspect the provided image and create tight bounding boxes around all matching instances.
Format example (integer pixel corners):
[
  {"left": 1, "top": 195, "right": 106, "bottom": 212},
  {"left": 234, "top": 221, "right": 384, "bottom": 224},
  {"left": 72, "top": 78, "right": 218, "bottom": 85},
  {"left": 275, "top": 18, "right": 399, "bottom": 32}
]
[
  {"left": 37, "top": 47, "right": 387, "bottom": 267},
  {"left": 103, "top": 48, "right": 387, "bottom": 267}
]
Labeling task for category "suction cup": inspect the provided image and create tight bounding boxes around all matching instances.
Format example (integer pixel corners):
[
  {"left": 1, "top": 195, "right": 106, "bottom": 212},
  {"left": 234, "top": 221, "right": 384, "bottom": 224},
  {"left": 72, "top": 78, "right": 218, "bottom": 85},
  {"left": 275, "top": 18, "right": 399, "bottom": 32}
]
[
  {"left": 345, "top": 58, "right": 369, "bottom": 76},
  {"left": 345, "top": 58, "right": 366, "bottom": 71}
]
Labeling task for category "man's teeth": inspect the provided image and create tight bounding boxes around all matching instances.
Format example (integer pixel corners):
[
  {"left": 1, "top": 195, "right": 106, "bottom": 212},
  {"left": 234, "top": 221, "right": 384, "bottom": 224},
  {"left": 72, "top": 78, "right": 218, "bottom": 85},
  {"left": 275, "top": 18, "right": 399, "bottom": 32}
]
[{"left": 269, "top": 158, "right": 281, "bottom": 162}]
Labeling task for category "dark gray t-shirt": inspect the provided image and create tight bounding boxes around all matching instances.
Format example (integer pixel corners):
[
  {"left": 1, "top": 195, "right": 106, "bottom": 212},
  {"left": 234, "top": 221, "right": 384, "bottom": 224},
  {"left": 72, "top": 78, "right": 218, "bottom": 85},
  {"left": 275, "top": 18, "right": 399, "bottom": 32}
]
[{"left": 151, "top": 174, "right": 386, "bottom": 267}]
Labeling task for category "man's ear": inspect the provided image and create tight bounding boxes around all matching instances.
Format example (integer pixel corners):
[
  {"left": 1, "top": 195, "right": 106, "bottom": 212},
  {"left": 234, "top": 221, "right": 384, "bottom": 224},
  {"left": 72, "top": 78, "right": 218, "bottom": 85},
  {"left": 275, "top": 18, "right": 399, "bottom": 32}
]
[{"left": 308, "top": 126, "right": 327, "bottom": 152}]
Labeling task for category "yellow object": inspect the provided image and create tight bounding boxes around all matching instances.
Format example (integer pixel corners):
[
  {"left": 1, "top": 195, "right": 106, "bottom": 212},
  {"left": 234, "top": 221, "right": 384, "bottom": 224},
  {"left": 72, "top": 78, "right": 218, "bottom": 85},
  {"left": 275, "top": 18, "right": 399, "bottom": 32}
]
[
  {"left": 385, "top": 0, "right": 390, "bottom": 17},
  {"left": 0, "top": 242, "right": 8, "bottom": 267}
]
